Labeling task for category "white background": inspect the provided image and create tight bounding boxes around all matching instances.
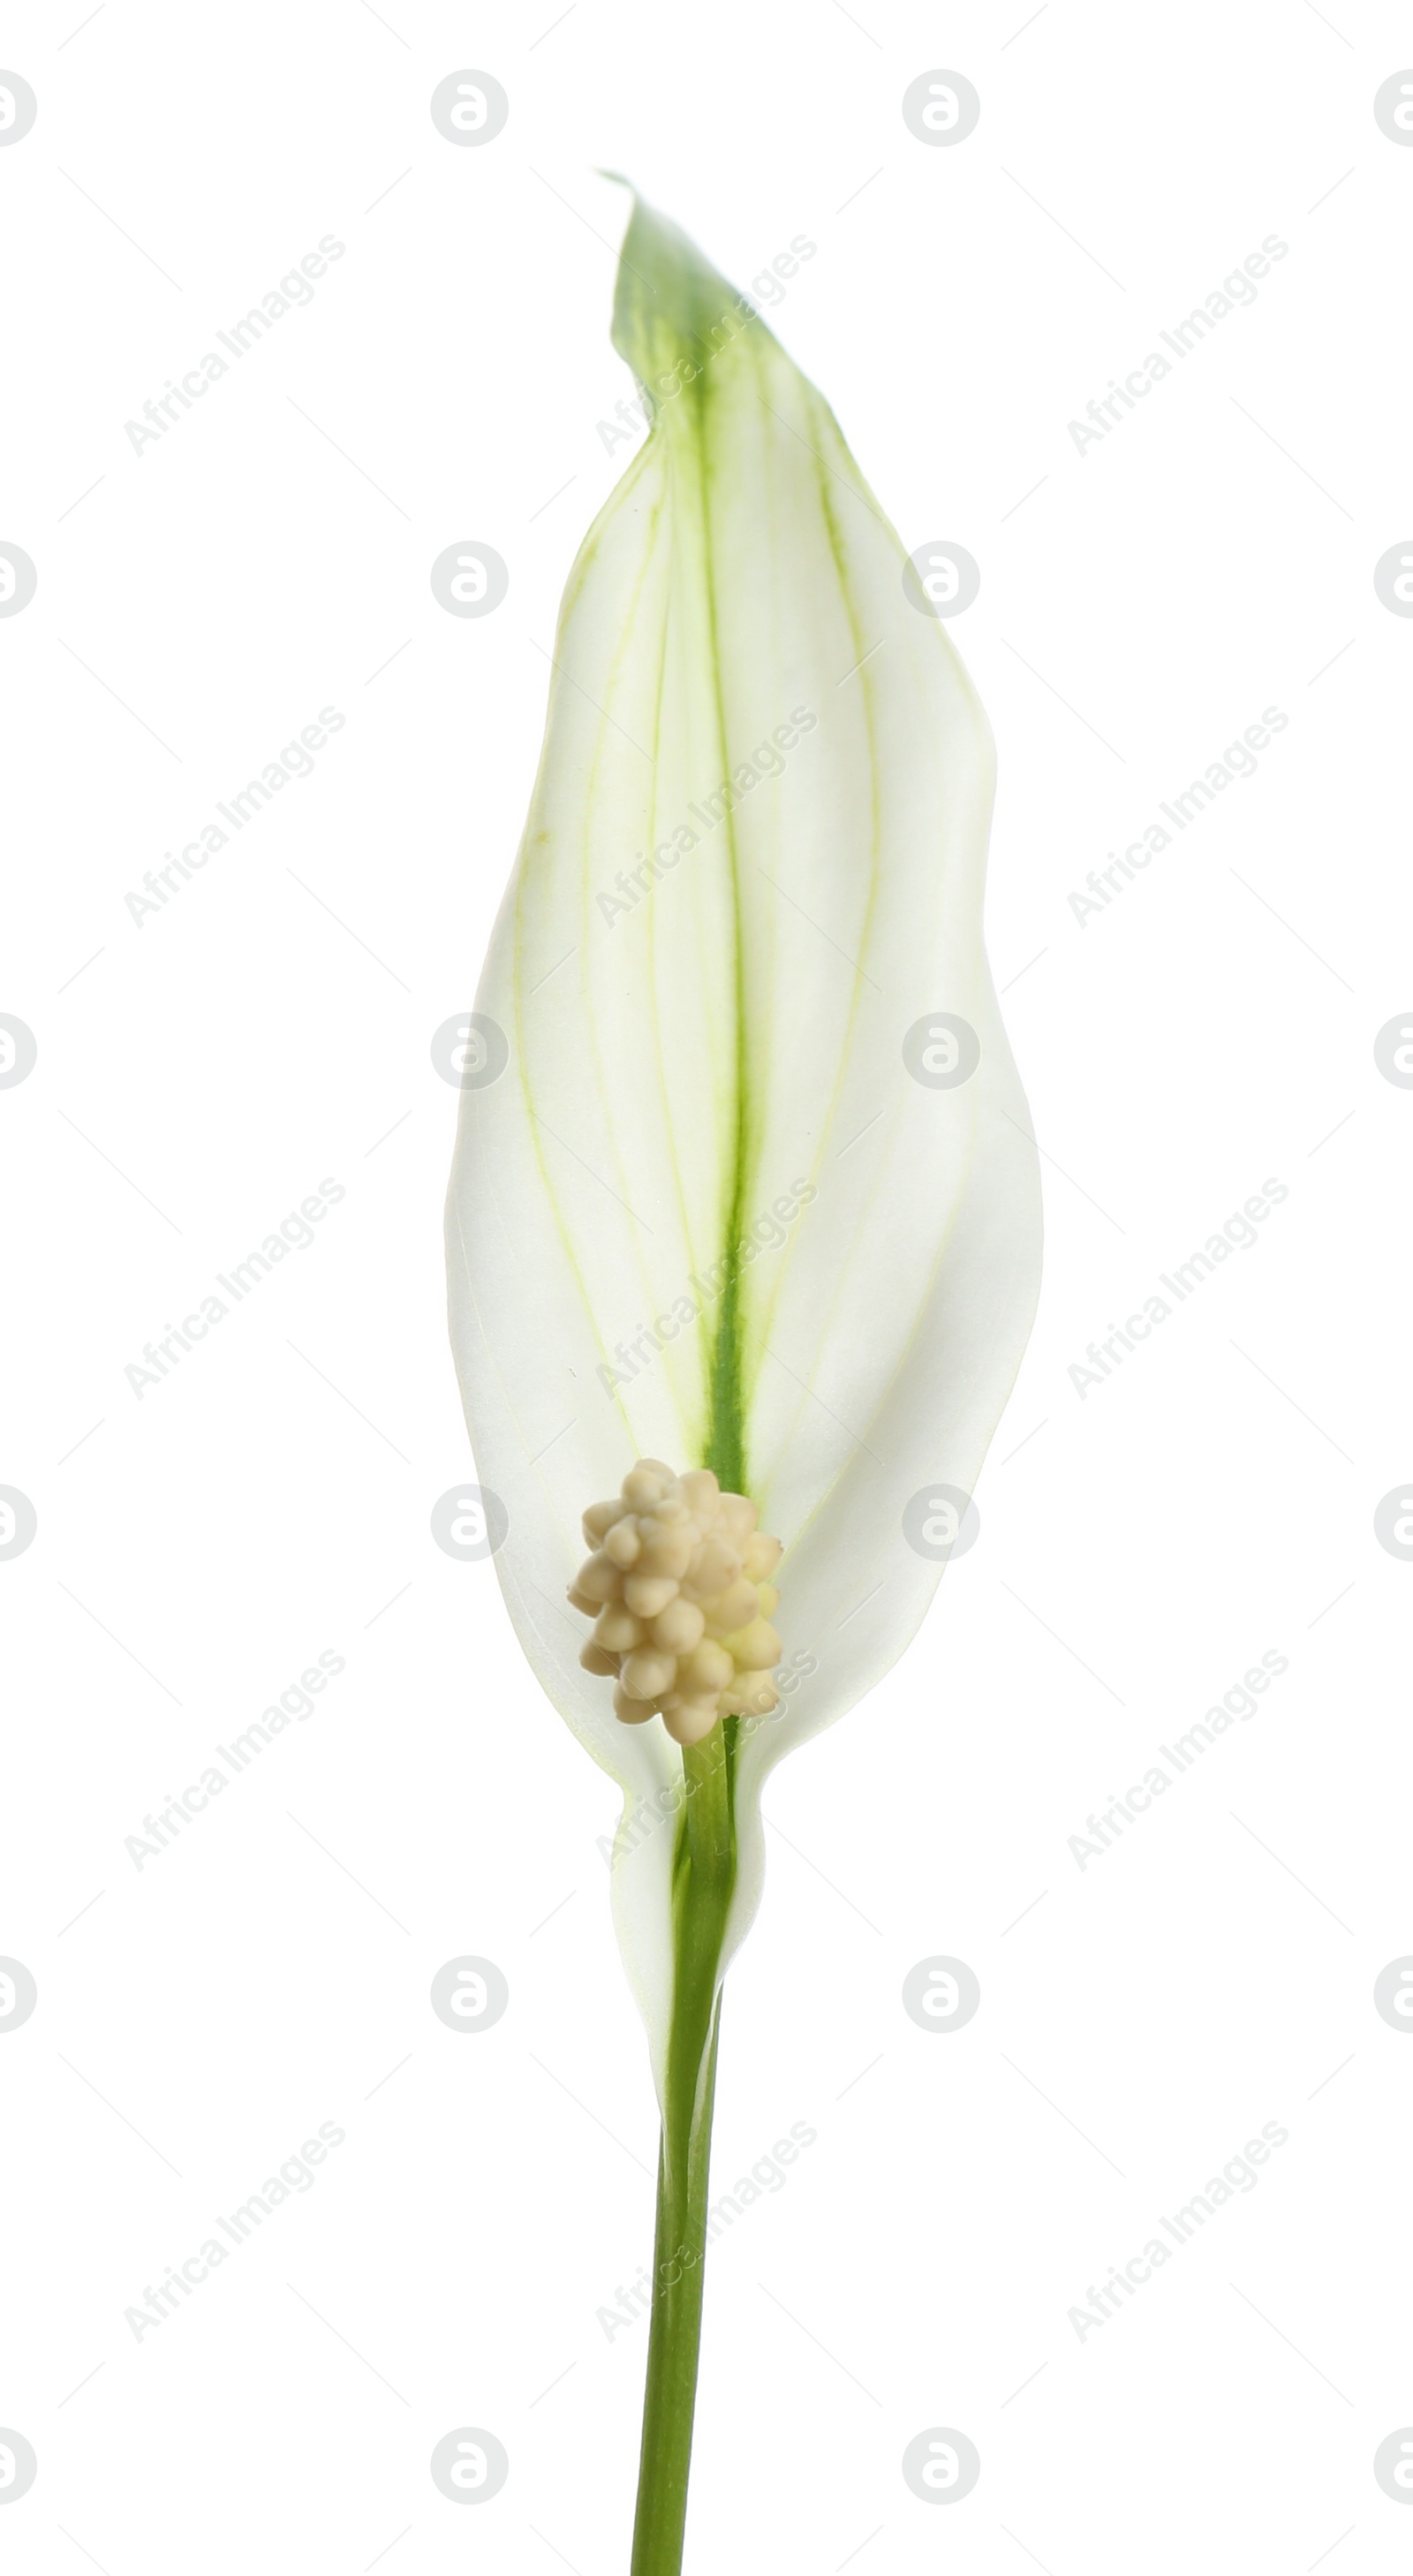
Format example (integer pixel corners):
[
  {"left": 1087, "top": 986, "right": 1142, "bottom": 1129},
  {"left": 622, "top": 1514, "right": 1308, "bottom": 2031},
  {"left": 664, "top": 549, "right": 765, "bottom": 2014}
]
[{"left": 4, "top": 2, "right": 1412, "bottom": 2568}]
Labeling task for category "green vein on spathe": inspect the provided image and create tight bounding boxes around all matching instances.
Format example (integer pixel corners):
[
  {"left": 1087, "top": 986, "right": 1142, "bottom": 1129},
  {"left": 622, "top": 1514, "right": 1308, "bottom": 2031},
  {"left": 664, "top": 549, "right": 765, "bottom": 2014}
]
[
  {"left": 694, "top": 344, "right": 752, "bottom": 1502},
  {"left": 610, "top": 189, "right": 779, "bottom": 1500},
  {"left": 640, "top": 520, "right": 709, "bottom": 1469},
  {"left": 640, "top": 357, "right": 727, "bottom": 1464}
]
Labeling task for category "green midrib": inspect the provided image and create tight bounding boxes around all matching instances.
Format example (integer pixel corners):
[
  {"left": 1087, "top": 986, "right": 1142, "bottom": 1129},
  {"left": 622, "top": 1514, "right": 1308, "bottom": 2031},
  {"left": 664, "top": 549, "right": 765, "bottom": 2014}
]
[{"left": 689, "top": 345, "right": 751, "bottom": 1505}]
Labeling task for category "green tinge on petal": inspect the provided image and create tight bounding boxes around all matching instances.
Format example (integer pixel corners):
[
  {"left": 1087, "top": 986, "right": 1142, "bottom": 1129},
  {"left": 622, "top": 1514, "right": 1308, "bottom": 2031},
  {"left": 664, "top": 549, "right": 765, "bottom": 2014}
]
[{"left": 446, "top": 193, "right": 1042, "bottom": 2092}]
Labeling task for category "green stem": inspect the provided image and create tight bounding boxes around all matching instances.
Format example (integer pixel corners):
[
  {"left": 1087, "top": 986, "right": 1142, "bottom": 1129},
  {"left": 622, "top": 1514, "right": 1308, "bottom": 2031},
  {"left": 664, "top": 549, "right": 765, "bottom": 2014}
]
[{"left": 630, "top": 1723, "right": 737, "bottom": 2576}]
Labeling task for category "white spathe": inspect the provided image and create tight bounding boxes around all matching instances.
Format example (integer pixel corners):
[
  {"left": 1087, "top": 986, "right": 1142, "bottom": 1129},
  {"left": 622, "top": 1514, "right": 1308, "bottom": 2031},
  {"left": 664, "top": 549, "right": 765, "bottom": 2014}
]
[{"left": 446, "top": 194, "right": 1042, "bottom": 2105}]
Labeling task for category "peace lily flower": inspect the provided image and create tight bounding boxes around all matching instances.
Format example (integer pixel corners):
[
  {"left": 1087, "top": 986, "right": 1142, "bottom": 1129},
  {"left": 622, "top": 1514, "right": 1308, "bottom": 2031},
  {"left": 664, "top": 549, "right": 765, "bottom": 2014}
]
[{"left": 445, "top": 190, "right": 1041, "bottom": 2572}]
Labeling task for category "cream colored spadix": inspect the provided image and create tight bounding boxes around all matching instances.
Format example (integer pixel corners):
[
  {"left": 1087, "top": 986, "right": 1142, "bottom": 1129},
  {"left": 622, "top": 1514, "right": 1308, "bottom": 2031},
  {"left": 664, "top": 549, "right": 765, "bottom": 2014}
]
[
  {"left": 445, "top": 191, "right": 1042, "bottom": 2100},
  {"left": 570, "top": 1456, "right": 783, "bottom": 1742}
]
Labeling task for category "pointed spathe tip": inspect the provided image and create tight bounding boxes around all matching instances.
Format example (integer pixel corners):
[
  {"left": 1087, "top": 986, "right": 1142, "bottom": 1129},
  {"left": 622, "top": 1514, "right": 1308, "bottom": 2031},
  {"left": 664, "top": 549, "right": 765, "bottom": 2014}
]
[{"left": 608, "top": 195, "right": 768, "bottom": 390}]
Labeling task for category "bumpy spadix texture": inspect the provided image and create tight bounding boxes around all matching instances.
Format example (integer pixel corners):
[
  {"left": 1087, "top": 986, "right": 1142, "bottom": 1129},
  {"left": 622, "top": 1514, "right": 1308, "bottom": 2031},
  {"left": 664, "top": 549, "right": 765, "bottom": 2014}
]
[
  {"left": 571, "top": 1460, "right": 782, "bottom": 1743},
  {"left": 445, "top": 191, "right": 1043, "bottom": 2101}
]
